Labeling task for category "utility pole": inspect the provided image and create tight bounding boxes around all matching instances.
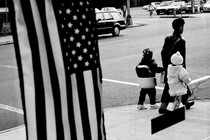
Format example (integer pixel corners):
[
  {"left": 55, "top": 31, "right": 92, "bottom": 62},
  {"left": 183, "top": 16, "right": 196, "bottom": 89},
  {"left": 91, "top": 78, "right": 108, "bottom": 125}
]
[
  {"left": 191, "top": 0, "right": 195, "bottom": 13},
  {"left": 126, "top": 0, "right": 133, "bottom": 25}
]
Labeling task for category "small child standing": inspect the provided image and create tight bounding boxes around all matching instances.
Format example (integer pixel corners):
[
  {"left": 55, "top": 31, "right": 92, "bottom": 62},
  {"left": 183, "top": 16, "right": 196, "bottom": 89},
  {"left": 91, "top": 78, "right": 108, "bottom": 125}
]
[
  {"left": 135, "top": 48, "right": 164, "bottom": 110},
  {"left": 167, "top": 51, "right": 191, "bottom": 110}
]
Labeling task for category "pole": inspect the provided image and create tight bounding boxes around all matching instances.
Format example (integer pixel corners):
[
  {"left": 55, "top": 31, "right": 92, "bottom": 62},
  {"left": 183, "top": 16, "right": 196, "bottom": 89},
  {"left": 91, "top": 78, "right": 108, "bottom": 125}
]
[{"left": 126, "top": 0, "right": 133, "bottom": 25}]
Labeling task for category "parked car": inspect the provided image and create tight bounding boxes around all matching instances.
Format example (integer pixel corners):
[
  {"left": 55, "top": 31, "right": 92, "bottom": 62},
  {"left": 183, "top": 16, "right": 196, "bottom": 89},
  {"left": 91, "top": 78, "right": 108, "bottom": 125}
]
[
  {"left": 203, "top": 0, "right": 210, "bottom": 12},
  {"left": 165, "top": 1, "right": 187, "bottom": 15},
  {"left": 156, "top": 1, "right": 173, "bottom": 15},
  {"left": 142, "top": 2, "right": 161, "bottom": 10},
  {"left": 100, "top": 7, "right": 118, "bottom": 12},
  {"left": 100, "top": 7, "right": 123, "bottom": 16},
  {"left": 184, "top": 1, "right": 199, "bottom": 13},
  {"left": 95, "top": 11, "right": 126, "bottom": 36}
]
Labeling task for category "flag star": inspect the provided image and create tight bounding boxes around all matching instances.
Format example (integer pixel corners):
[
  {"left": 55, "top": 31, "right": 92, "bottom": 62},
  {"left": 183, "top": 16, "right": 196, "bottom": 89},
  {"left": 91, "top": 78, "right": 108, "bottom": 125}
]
[
  {"left": 75, "top": 29, "right": 79, "bottom": 34},
  {"left": 90, "top": 54, "right": 93, "bottom": 58},
  {"left": 76, "top": 42, "right": 81, "bottom": 47},
  {"left": 66, "top": 8, "right": 71, "bottom": 14},
  {"left": 61, "top": 24, "right": 64, "bottom": 28},
  {"left": 81, "top": 35, "right": 86, "bottom": 40},
  {"left": 86, "top": 1, "right": 89, "bottom": 5},
  {"left": 63, "top": 38, "right": 66, "bottom": 42},
  {"left": 83, "top": 48, "right": 87, "bottom": 53},
  {"left": 72, "top": 50, "right": 76, "bottom": 55},
  {"left": 85, "top": 28, "right": 89, "bottom": 32},
  {"left": 88, "top": 21, "right": 91, "bottom": 25},
  {"left": 59, "top": 10, "right": 62, "bottom": 14},
  {"left": 73, "top": 15, "right": 77, "bottom": 20},
  {"left": 77, "top": 9, "right": 79, "bottom": 12},
  {"left": 66, "top": 52, "right": 68, "bottom": 56},
  {"left": 82, "top": 15, "right": 86, "bottom": 19},
  {"left": 86, "top": 8, "right": 88, "bottom": 12},
  {"left": 67, "top": 66, "right": 70, "bottom": 70},
  {"left": 78, "top": 55, "right": 83, "bottom": 61},
  {"left": 70, "top": 36, "right": 74, "bottom": 41},
  {"left": 68, "top": 22, "right": 73, "bottom": 28},
  {"left": 85, "top": 61, "right": 89, "bottom": 66},
  {"left": 80, "top": 1, "right": 83, "bottom": 6},
  {"left": 88, "top": 41, "right": 91, "bottom": 45},
  {"left": 74, "top": 63, "right": 78, "bottom": 68},
  {"left": 80, "top": 22, "right": 83, "bottom": 26}
]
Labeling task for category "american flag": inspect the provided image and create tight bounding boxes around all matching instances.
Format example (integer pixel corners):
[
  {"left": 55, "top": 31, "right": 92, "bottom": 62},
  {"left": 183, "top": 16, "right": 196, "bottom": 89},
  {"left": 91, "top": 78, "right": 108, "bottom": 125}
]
[{"left": 8, "top": 0, "right": 106, "bottom": 140}]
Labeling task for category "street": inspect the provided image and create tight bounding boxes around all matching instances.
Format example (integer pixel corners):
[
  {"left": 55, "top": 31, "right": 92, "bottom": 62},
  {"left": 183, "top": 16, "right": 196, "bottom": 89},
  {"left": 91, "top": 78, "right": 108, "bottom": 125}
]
[{"left": 0, "top": 7, "right": 209, "bottom": 133}]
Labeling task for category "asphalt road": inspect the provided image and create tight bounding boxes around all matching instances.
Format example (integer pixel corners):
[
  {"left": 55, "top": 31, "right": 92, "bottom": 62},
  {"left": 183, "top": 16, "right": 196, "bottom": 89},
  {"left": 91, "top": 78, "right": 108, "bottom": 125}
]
[{"left": 0, "top": 7, "right": 209, "bottom": 132}]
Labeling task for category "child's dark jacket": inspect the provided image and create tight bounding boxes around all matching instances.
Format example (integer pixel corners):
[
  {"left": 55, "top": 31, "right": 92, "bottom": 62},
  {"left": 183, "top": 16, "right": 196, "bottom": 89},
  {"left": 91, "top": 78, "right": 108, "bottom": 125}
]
[
  {"left": 135, "top": 58, "right": 164, "bottom": 88},
  {"left": 136, "top": 59, "right": 163, "bottom": 78}
]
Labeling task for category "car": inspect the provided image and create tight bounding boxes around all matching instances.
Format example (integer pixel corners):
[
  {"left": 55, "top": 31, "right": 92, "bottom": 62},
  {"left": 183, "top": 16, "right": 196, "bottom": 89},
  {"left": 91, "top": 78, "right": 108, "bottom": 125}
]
[
  {"left": 100, "top": 7, "right": 123, "bottom": 16},
  {"left": 164, "top": 1, "right": 187, "bottom": 15},
  {"left": 95, "top": 8, "right": 100, "bottom": 12},
  {"left": 184, "top": 1, "right": 199, "bottom": 13},
  {"left": 95, "top": 11, "right": 126, "bottom": 36},
  {"left": 156, "top": 1, "right": 173, "bottom": 15},
  {"left": 203, "top": 0, "right": 210, "bottom": 12},
  {"left": 142, "top": 2, "right": 161, "bottom": 10},
  {"left": 100, "top": 7, "right": 118, "bottom": 12}
]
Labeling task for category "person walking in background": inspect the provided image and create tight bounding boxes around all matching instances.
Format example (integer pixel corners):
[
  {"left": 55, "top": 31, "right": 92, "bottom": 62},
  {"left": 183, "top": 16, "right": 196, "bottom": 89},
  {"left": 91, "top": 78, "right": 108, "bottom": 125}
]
[
  {"left": 148, "top": 3, "right": 154, "bottom": 17},
  {"left": 158, "top": 18, "right": 194, "bottom": 114},
  {"left": 121, "top": 4, "right": 126, "bottom": 19},
  {"left": 168, "top": 52, "right": 191, "bottom": 110},
  {"left": 136, "top": 48, "right": 164, "bottom": 110}
]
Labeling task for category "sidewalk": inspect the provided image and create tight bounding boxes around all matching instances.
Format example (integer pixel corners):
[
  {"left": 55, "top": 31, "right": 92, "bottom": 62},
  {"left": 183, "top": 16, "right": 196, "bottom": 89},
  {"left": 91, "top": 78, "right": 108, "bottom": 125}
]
[
  {"left": 0, "top": 101, "right": 210, "bottom": 140},
  {"left": 0, "top": 35, "right": 13, "bottom": 45}
]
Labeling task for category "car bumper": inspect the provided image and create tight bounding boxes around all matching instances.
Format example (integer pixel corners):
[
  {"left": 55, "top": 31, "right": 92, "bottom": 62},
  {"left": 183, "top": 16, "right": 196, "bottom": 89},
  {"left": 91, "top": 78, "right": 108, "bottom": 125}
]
[{"left": 203, "top": 7, "right": 210, "bottom": 11}]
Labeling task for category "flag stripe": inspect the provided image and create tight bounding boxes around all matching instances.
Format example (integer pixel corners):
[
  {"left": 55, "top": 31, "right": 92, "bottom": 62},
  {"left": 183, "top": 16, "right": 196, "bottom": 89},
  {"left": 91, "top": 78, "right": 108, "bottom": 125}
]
[
  {"left": 92, "top": 68, "right": 104, "bottom": 140},
  {"left": 35, "top": 1, "right": 65, "bottom": 139},
  {"left": 7, "top": 1, "right": 30, "bottom": 139},
  {"left": 45, "top": 1, "right": 71, "bottom": 139},
  {"left": 19, "top": 0, "right": 47, "bottom": 139},
  {"left": 84, "top": 70, "right": 98, "bottom": 140},
  {"left": 71, "top": 74, "right": 84, "bottom": 140},
  {"left": 76, "top": 71, "right": 92, "bottom": 139}
]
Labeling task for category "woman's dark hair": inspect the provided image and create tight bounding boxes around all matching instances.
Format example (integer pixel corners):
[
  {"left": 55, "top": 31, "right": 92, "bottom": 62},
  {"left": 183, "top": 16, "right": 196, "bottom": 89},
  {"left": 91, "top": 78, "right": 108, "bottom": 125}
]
[{"left": 172, "top": 18, "right": 185, "bottom": 31}]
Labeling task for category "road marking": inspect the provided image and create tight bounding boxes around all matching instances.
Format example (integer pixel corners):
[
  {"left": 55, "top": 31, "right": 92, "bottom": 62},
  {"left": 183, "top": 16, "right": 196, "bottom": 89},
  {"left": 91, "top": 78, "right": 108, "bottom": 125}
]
[
  {"left": 103, "top": 75, "right": 210, "bottom": 91},
  {"left": 99, "top": 39, "right": 129, "bottom": 45},
  {"left": 103, "top": 78, "right": 164, "bottom": 90},
  {"left": 0, "top": 65, "right": 18, "bottom": 69},
  {"left": 0, "top": 103, "right": 24, "bottom": 115},
  {"left": 0, "top": 125, "right": 25, "bottom": 134}
]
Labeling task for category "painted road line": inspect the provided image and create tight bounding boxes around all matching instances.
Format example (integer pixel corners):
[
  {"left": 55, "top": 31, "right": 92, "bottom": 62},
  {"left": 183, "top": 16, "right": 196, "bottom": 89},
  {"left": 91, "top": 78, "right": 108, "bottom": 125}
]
[
  {"left": 0, "top": 65, "right": 18, "bottom": 69},
  {"left": 0, "top": 103, "right": 24, "bottom": 115},
  {"left": 102, "top": 78, "right": 164, "bottom": 90},
  {"left": 103, "top": 75, "right": 210, "bottom": 91},
  {"left": 99, "top": 39, "right": 129, "bottom": 45},
  {"left": 0, "top": 125, "right": 25, "bottom": 134},
  {"left": 189, "top": 75, "right": 210, "bottom": 85}
]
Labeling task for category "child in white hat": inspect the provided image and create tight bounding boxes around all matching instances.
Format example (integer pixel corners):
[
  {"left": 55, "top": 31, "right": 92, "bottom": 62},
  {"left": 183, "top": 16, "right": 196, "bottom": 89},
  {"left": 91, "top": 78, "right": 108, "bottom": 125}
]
[{"left": 167, "top": 51, "right": 191, "bottom": 110}]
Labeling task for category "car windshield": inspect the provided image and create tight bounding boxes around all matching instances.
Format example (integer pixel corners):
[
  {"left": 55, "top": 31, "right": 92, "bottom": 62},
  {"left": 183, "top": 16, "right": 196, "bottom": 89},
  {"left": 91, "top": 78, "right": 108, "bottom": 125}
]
[
  {"left": 160, "top": 1, "right": 172, "bottom": 6},
  {"left": 206, "top": 1, "right": 210, "bottom": 4},
  {"left": 169, "top": 2, "right": 183, "bottom": 6},
  {"left": 187, "top": 1, "right": 199, "bottom": 5}
]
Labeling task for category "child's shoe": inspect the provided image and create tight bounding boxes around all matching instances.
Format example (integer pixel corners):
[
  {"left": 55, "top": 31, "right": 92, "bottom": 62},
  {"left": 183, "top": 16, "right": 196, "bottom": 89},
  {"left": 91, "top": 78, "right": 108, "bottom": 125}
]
[
  {"left": 150, "top": 104, "right": 159, "bottom": 109},
  {"left": 137, "top": 105, "right": 147, "bottom": 110}
]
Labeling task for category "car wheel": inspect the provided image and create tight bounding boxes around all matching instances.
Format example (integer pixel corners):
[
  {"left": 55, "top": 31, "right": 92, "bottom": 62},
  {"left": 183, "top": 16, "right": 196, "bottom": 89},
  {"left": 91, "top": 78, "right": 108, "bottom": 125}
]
[
  {"left": 112, "top": 26, "right": 120, "bottom": 36},
  {"left": 156, "top": 11, "right": 160, "bottom": 15}
]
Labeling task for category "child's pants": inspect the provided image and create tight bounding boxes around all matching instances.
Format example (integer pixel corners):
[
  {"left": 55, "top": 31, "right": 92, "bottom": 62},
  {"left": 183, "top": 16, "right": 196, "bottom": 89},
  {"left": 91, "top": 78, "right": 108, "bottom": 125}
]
[
  {"left": 138, "top": 88, "right": 156, "bottom": 105},
  {"left": 173, "top": 96, "right": 181, "bottom": 110}
]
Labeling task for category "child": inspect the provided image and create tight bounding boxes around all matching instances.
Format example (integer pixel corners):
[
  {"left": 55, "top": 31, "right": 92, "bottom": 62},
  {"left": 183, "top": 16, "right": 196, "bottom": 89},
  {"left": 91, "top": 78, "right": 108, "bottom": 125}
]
[
  {"left": 135, "top": 48, "right": 164, "bottom": 110},
  {"left": 167, "top": 51, "right": 191, "bottom": 110}
]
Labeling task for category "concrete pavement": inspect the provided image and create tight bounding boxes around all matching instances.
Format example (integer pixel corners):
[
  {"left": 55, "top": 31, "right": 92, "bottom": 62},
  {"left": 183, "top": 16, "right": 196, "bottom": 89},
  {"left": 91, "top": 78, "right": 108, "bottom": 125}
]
[{"left": 0, "top": 101, "right": 210, "bottom": 140}]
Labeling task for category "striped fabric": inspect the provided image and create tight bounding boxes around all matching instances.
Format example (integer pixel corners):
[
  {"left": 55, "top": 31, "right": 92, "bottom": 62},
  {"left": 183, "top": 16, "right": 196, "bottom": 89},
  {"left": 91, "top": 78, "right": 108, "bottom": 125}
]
[{"left": 8, "top": 0, "right": 106, "bottom": 140}]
